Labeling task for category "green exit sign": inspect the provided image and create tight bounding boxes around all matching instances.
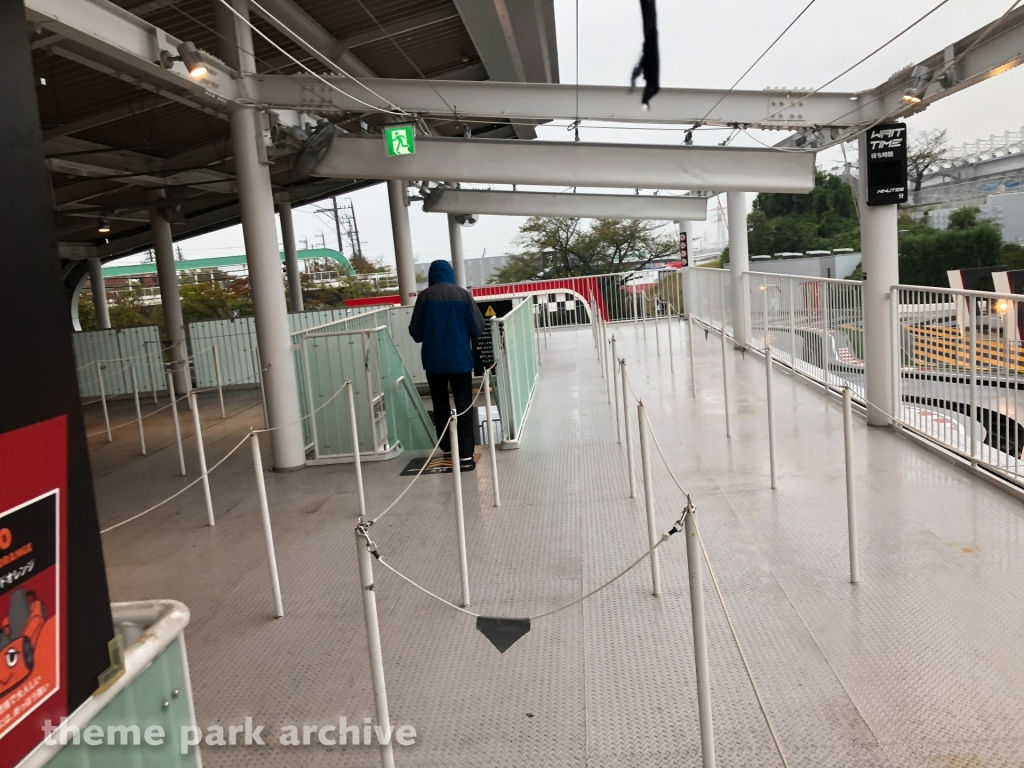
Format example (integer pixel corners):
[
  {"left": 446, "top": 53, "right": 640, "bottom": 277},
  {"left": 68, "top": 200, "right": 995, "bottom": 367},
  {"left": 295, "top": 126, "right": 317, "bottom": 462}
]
[{"left": 383, "top": 124, "right": 415, "bottom": 156}]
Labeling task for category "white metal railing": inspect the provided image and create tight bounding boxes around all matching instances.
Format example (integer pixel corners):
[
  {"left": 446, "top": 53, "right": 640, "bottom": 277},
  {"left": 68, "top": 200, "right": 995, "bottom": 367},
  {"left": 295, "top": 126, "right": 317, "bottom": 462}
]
[
  {"left": 476, "top": 267, "right": 686, "bottom": 328},
  {"left": 894, "top": 284, "right": 1024, "bottom": 485},
  {"left": 747, "top": 271, "right": 865, "bottom": 397},
  {"left": 682, "top": 267, "right": 733, "bottom": 337}
]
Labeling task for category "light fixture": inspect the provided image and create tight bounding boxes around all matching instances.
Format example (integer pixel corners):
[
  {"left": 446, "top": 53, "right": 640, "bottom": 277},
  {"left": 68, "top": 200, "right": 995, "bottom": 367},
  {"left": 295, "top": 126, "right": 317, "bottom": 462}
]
[
  {"left": 455, "top": 213, "right": 478, "bottom": 227},
  {"left": 159, "top": 42, "right": 208, "bottom": 79},
  {"left": 902, "top": 65, "right": 930, "bottom": 104},
  {"left": 97, "top": 218, "right": 111, "bottom": 234},
  {"left": 995, "top": 299, "right": 1010, "bottom": 314}
]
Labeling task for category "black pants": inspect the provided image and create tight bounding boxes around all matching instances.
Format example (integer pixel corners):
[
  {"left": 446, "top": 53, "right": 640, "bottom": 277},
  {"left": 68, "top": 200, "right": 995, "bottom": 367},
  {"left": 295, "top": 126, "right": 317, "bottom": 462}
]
[{"left": 426, "top": 371, "right": 475, "bottom": 459}]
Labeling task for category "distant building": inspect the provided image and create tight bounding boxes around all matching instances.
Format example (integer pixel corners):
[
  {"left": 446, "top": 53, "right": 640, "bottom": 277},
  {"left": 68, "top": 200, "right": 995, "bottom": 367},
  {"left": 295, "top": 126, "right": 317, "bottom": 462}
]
[{"left": 746, "top": 250, "right": 861, "bottom": 280}]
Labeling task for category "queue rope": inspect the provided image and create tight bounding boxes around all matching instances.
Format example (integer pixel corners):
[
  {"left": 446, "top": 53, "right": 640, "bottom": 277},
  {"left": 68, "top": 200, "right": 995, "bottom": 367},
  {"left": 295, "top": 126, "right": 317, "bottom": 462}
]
[
  {"left": 99, "top": 377, "right": 355, "bottom": 533},
  {"left": 84, "top": 388, "right": 224, "bottom": 439},
  {"left": 625, "top": 333, "right": 802, "bottom": 768},
  {"left": 369, "top": 368, "right": 493, "bottom": 526}
]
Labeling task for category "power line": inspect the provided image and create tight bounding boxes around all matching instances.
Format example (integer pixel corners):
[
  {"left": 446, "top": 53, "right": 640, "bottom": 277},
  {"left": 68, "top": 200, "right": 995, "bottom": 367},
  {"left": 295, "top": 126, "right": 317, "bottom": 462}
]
[{"left": 695, "top": 0, "right": 819, "bottom": 129}]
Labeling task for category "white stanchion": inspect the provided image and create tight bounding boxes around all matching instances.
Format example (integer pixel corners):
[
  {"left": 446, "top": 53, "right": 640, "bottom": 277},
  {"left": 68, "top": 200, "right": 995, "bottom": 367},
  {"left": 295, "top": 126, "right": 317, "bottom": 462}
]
[
  {"left": 612, "top": 336, "right": 621, "bottom": 444},
  {"left": 354, "top": 526, "right": 396, "bottom": 768},
  {"left": 766, "top": 347, "right": 777, "bottom": 489},
  {"left": 180, "top": 340, "right": 192, "bottom": 410},
  {"left": 621, "top": 360, "right": 636, "bottom": 499},
  {"left": 347, "top": 381, "right": 366, "bottom": 519},
  {"left": 448, "top": 410, "right": 472, "bottom": 607},
  {"left": 666, "top": 307, "right": 674, "bottom": 372},
  {"left": 684, "top": 504, "right": 717, "bottom": 768},
  {"left": 213, "top": 343, "right": 226, "bottom": 419},
  {"left": 130, "top": 365, "right": 146, "bottom": 456},
  {"left": 688, "top": 314, "right": 697, "bottom": 398},
  {"left": 655, "top": 309, "right": 661, "bottom": 357},
  {"left": 720, "top": 321, "right": 731, "bottom": 439},
  {"left": 166, "top": 372, "right": 186, "bottom": 476},
  {"left": 251, "top": 433, "right": 285, "bottom": 617},
  {"left": 484, "top": 369, "right": 501, "bottom": 507},
  {"left": 189, "top": 393, "right": 215, "bottom": 527},
  {"left": 536, "top": 309, "right": 544, "bottom": 364},
  {"left": 254, "top": 347, "right": 269, "bottom": 429},
  {"left": 636, "top": 403, "right": 662, "bottom": 596},
  {"left": 843, "top": 387, "right": 860, "bottom": 584},
  {"left": 147, "top": 343, "right": 159, "bottom": 404},
  {"left": 96, "top": 361, "right": 112, "bottom": 442}
]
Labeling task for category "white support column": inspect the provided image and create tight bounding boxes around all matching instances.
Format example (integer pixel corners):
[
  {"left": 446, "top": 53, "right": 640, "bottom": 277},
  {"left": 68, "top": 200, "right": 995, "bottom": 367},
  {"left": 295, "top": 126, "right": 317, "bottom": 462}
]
[
  {"left": 152, "top": 207, "right": 187, "bottom": 393},
  {"left": 388, "top": 179, "right": 417, "bottom": 306},
  {"left": 726, "top": 191, "right": 750, "bottom": 348},
  {"left": 87, "top": 257, "right": 111, "bottom": 330},
  {"left": 219, "top": 0, "right": 306, "bottom": 469},
  {"left": 447, "top": 213, "right": 467, "bottom": 288},
  {"left": 858, "top": 133, "right": 899, "bottom": 427},
  {"left": 278, "top": 200, "right": 303, "bottom": 312}
]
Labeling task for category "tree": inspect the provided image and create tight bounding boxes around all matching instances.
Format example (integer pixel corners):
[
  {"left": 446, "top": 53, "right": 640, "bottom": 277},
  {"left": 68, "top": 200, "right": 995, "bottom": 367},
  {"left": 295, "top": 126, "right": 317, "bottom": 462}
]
[
  {"left": 490, "top": 217, "right": 677, "bottom": 283},
  {"left": 907, "top": 129, "right": 949, "bottom": 197},
  {"left": 948, "top": 206, "right": 979, "bottom": 230},
  {"left": 746, "top": 172, "right": 860, "bottom": 256}
]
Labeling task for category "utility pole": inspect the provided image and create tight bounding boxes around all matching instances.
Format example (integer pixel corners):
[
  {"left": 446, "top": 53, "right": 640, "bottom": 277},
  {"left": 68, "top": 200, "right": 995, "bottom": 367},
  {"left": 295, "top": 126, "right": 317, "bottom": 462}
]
[{"left": 331, "top": 196, "right": 344, "bottom": 253}]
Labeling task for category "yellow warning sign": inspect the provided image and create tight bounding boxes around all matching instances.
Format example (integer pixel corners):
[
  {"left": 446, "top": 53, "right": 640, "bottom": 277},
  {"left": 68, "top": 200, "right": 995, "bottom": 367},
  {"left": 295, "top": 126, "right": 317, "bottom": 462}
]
[{"left": 484, "top": 305, "right": 497, "bottom": 317}]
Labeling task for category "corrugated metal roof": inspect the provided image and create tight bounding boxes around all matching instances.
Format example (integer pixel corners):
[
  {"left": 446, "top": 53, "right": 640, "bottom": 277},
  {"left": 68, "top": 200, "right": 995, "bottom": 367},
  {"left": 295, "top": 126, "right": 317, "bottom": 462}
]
[{"left": 101, "top": 248, "right": 354, "bottom": 276}]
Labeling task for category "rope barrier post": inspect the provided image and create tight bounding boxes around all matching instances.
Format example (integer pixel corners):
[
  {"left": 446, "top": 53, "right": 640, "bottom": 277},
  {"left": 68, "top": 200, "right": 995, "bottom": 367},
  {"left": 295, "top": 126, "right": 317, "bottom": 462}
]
[
  {"left": 213, "top": 343, "right": 226, "bottom": 419},
  {"left": 483, "top": 369, "right": 501, "bottom": 507},
  {"left": 605, "top": 337, "right": 613, "bottom": 404},
  {"left": 448, "top": 410, "right": 472, "bottom": 607},
  {"left": 254, "top": 347, "right": 269, "bottom": 429},
  {"left": 720, "top": 318, "right": 731, "bottom": 439},
  {"left": 655, "top": 303, "right": 661, "bottom": 357},
  {"left": 347, "top": 381, "right": 366, "bottom": 519},
  {"left": 166, "top": 372, "right": 186, "bottom": 476},
  {"left": 96, "top": 361, "right": 112, "bottom": 442},
  {"left": 354, "top": 526, "right": 396, "bottom": 768},
  {"left": 189, "top": 393, "right": 215, "bottom": 527},
  {"left": 534, "top": 306, "right": 542, "bottom": 366},
  {"left": 688, "top": 314, "right": 697, "bottom": 397},
  {"left": 147, "top": 342, "right": 159, "bottom": 404},
  {"left": 621, "top": 360, "right": 636, "bottom": 499},
  {"left": 642, "top": 294, "right": 647, "bottom": 340},
  {"left": 636, "top": 403, "right": 662, "bottom": 596},
  {"left": 843, "top": 387, "right": 860, "bottom": 584},
  {"left": 766, "top": 347, "right": 777, "bottom": 489},
  {"left": 130, "top": 365, "right": 146, "bottom": 456},
  {"left": 180, "top": 340, "right": 192, "bottom": 410},
  {"left": 666, "top": 303, "right": 674, "bottom": 372},
  {"left": 252, "top": 433, "right": 284, "bottom": 617},
  {"left": 612, "top": 337, "right": 621, "bottom": 444},
  {"left": 684, "top": 504, "right": 717, "bottom": 768}
]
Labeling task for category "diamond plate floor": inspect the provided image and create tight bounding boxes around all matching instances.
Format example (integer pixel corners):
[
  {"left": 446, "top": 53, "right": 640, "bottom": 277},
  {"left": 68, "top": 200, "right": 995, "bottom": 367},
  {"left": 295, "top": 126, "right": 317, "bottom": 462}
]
[{"left": 87, "top": 321, "right": 1024, "bottom": 767}]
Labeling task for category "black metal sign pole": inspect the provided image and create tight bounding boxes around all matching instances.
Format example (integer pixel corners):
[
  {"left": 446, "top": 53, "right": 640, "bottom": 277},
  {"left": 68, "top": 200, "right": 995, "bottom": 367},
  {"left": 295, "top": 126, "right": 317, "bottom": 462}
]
[{"left": 0, "top": 2, "right": 114, "bottom": 761}]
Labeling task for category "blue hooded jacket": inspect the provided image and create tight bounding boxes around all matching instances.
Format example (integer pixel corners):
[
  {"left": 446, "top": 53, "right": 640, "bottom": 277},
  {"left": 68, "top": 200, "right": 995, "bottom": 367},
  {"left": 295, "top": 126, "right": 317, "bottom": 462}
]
[{"left": 408, "top": 260, "right": 486, "bottom": 374}]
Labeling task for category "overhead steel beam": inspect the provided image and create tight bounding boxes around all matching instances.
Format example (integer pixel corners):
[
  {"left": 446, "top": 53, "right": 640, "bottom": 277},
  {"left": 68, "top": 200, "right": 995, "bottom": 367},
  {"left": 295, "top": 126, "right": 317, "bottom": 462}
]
[
  {"left": 256, "top": 76, "right": 861, "bottom": 129},
  {"left": 423, "top": 187, "right": 708, "bottom": 220},
  {"left": 247, "top": 0, "right": 376, "bottom": 78},
  {"left": 338, "top": 8, "right": 461, "bottom": 49},
  {"left": 42, "top": 100, "right": 168, "bottom": 140},
  {"left": 25, "top": 0, "right": 237, "bottom": 105},
  {"left": 313, "top": 134, "right": 815, "bottom": 193}
]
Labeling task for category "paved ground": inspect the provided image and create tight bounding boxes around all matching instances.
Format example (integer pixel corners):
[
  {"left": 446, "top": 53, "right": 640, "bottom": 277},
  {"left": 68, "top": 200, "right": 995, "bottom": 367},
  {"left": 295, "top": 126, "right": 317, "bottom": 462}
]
[{"left": 86, "top": 320, "right": 1024, "bottom": 767}]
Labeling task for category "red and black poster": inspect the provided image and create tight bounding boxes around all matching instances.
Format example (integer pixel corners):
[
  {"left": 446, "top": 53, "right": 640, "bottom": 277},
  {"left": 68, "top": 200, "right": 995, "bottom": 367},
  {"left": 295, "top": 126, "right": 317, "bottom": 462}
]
[{"left": 0, "top": 418, "right": 67, "bottom": 768}]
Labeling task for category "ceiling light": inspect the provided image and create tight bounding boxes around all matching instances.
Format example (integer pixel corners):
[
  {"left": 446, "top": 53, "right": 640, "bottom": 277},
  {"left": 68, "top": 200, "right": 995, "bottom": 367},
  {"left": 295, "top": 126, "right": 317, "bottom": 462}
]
[
  {"left": 97, "top": 218, "right": 111, "bottom": 234},
  {"left": 902, "top": 65, "right": 930, "bottom": 104},
  {"left": 158, "top": 41, "right": 208, "bottom": 79}
]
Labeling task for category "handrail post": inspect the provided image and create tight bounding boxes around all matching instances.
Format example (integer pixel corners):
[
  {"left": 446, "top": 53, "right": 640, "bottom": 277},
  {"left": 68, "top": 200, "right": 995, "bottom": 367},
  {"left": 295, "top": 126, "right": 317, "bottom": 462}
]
[
  {"left": 449, "top": 410, "right": 472, "bottom": 607},
  {"left": 621, "top": 360, "right": 636, "bottom": 498},
  {"left": 167, "top": 371, "right": 186, "bottom": 476},
  {"left": 484, "top": 369, "right": 501, "bottom": 507},
  {"left": 637, "top": 403, "right": 662, "bottom": 595},
  {"left": 131, "top": 364, "right": 146, "bottom": 455}
]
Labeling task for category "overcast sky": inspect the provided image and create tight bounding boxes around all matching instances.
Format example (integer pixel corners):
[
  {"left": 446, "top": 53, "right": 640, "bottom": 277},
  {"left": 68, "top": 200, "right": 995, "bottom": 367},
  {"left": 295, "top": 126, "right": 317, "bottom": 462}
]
[{"left": 141, "top": 0, "right": 1024, "bottom": 268}]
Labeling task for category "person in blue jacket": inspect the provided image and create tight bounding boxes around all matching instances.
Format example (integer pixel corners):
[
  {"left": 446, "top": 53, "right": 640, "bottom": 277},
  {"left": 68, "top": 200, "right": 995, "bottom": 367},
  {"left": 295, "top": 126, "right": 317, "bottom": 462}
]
[{"left": 409, "top": 260, "right": 486, "bottom": 468}]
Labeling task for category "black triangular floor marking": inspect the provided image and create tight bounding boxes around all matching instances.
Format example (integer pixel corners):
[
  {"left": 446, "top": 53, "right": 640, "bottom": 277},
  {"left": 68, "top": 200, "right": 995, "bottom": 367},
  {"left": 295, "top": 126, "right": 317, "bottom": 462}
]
[{"left": 476, "top": 616, "right": 531, "bottom": 653}]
